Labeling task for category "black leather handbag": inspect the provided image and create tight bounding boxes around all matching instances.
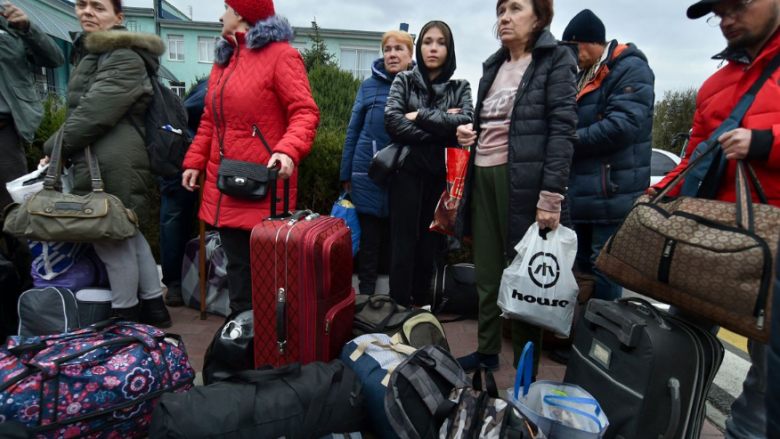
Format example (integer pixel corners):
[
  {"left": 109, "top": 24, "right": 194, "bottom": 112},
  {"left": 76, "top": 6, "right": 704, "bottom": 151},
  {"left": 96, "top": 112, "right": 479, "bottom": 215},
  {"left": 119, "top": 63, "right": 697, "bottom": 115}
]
[
  {"left": 217, "top": 125, "right": 274, "bottom": 200},
  {"left": 202, "top": 310, "right": 254, "bottom": 386},
  {"left": 368, "top": 143, "right": 409, "bottom": 186}
]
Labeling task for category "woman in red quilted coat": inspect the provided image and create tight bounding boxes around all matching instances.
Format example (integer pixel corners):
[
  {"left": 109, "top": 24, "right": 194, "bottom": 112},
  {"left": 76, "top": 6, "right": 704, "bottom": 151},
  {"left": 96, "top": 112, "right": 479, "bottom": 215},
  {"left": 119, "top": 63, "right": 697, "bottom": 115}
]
[{"left": 182, "top": 0, "right": 320, "bottom": 313}]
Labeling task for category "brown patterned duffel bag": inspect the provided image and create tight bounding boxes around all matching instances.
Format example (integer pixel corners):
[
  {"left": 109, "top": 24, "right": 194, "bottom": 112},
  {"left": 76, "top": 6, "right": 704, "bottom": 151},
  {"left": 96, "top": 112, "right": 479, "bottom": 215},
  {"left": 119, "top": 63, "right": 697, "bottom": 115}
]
[{"left": 596, "top": 159, "right": 780, "bottom": 343}]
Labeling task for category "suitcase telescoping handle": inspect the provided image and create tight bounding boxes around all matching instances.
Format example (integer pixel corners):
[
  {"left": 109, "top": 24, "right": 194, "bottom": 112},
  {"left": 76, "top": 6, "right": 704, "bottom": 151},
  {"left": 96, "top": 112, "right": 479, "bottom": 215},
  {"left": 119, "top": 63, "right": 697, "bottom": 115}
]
[
  {"left": 584, "top": 298, "right": 670, "bottom": 348},
  {"left": 268, "top": 167, "right": 291, "bottom": 219}
]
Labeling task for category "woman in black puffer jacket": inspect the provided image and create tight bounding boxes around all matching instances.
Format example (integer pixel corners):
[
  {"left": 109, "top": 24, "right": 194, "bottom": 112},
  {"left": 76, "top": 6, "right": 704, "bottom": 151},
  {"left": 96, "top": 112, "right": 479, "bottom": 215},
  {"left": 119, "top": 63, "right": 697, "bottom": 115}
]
[
  {"left": 384, "top": 20, "right": 473, "bottom": 308},
  {"left": 454, "top": 0, "right": 577, "bottom": 377}
]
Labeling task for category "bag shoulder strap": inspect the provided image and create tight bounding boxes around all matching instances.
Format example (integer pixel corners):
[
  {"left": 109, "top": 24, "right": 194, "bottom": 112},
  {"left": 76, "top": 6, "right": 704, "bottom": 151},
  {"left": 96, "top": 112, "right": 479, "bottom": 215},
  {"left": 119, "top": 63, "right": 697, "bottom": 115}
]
[
  {"left": 721, "top": 48, "right": 780, "bottom": 127},
  {"left": 681, "top": 48, "right": 780, "bottom": 196}
]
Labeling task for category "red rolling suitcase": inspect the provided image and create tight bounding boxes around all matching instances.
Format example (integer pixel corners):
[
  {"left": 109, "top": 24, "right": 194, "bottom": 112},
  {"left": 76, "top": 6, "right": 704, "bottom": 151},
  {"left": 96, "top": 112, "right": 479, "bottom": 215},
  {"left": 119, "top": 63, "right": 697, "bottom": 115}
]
[{"left": 250, "top": 175, "right": 356, "bottom": 367}]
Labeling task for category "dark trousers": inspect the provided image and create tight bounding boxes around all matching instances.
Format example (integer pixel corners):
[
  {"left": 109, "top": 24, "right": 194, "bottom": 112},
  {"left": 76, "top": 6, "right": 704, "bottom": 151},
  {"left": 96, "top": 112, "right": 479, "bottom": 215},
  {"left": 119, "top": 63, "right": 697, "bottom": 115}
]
[
  {"left": 0, "top": 120, "right": 27, "bottom": 210},
  {"left": 159, "top": 176, "right": 197, "bottom": 288},
  {"left": 471, "top": 164, "right": 542, "bottom": 376},
  {"left": 219, "top": 227, "right": 253, "bottom": 313},
  {"left": 573, "top": 223, "right": 623, "bottom": 301},
  {"left": 357, "top": 213, "right": 391, "bottom": 295},
  {"left": 389, "top": 170, "right": 445, "bottom": 307}
]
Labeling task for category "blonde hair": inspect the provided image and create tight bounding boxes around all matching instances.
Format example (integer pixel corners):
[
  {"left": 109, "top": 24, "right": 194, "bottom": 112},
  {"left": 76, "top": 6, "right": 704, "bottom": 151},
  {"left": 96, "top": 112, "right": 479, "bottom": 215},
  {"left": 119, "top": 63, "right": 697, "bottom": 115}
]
[{"left": 381, "top": 30, "right": 414, "bottom": 55}]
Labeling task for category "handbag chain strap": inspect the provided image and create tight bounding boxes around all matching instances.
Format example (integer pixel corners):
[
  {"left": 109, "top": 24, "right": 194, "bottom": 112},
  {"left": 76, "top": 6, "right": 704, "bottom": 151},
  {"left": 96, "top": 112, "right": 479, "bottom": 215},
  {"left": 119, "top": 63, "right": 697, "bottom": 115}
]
[{"left": 43, "top": 130, "right": 104, "bottom": 192}]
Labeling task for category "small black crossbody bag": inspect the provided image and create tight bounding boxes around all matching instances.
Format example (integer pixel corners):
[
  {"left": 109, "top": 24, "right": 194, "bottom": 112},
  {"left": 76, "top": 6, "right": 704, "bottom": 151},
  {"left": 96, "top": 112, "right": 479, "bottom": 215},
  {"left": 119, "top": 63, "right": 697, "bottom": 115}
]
[{"left": 217, "top": 125, "right": 274, "bottom": 200}]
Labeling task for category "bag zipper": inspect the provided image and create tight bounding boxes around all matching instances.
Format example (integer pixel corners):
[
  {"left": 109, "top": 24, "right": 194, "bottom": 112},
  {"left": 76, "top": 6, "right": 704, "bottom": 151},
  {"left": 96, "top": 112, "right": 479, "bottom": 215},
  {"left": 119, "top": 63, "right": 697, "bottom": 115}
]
[
  {"left": 323, "top": 289, "right": 356, "bottom": 361},
  {"left": 657, "top": 239, "right": 676, "bottom": 284}
]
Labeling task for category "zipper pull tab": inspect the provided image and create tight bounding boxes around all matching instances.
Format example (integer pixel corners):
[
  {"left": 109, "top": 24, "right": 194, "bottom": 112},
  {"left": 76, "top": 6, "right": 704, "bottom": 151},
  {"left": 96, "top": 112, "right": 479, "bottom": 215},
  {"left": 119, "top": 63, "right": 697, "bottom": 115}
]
[
  {"left": 325, "top": 319, "right": 330, "bottom": 334},
  {"left": 757, "top": 310, "right": 765, "bottom": 330},
  {"left": 663, "top": 241, "right": 674, "bottom": 257}
]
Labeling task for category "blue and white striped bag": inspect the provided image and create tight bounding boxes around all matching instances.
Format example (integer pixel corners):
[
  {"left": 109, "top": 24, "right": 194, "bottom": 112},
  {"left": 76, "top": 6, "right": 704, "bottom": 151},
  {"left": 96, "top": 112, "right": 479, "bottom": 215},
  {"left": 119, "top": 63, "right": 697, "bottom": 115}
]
[{"left": 29, "top": 241, "right": 89, "bottom": 281}]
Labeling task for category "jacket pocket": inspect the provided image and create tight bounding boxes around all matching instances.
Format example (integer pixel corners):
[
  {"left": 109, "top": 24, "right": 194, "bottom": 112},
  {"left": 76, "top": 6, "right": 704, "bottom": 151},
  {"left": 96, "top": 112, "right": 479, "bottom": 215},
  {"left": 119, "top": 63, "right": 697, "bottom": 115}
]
[
  {"left": 14, "top": 87, "right": 39, "bottom": 102},
  {"left": 601, "top": 164, "right": 618, "bottom": 199}
]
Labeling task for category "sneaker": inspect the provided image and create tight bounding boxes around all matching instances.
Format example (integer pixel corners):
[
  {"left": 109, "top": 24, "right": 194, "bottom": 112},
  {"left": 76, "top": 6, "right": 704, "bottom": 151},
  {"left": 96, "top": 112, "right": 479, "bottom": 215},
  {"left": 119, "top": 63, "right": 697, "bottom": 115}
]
[
  {"left": 140, "top": 297, "right": 173, "bottom": 329},
  {"left": 456, "top": 351, "right": 499, "bottom": 374},
  {"left": 164, "top": 285, "right": 185, "bottom": 307},
  {"left": 549, "top": 347, "right": 570, "bottom": 365},
  {"left": 110, "top": 303, "right": 141, "bottom": 323}
]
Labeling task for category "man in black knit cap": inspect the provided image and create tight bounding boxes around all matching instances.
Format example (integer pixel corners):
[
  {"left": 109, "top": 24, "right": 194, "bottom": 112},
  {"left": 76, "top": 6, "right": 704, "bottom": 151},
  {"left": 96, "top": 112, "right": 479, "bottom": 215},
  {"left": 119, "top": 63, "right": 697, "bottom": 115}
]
[{"left": 552, "top": 9, "right": 655, "bottom": 365}]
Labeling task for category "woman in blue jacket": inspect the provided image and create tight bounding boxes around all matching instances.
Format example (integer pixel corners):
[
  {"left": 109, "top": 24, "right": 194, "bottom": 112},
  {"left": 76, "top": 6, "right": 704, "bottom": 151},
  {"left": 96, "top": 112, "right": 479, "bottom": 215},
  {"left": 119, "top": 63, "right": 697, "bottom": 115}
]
[{"left": 339, "top": 30, "right": 414, "bottom": 295}]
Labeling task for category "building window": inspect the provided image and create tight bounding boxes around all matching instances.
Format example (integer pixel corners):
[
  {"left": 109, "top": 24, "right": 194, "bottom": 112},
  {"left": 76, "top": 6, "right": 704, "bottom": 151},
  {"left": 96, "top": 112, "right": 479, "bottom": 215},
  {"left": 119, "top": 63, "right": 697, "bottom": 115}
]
[
  {"left": 198, "top": 37, "right": 216, "bottom": 63},
  {"left": 125, "top": 20, "right": 140, "bottom": 32},
  {"left": 169, "top": 81, "right": 186, "bottom": 99},
  {"left": 340, "top": 48, "right": 379, "bottom": 80},
  {"left": 168, "top": 35, "right": 185, "bottom": 61}
]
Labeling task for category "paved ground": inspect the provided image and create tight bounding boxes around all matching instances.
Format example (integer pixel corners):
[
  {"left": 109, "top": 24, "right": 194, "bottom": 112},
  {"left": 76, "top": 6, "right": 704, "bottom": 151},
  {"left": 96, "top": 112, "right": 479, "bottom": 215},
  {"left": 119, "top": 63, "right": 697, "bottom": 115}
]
[{"left": 167, "top": 298, "right": 726, "bottom": 438}]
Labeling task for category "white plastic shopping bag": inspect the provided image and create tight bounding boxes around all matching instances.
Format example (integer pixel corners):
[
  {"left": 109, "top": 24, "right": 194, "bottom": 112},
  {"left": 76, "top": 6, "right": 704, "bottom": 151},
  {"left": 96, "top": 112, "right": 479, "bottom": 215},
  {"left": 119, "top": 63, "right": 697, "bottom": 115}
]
[
  {"left": 498, "top": 223, "right": 579, "bottom": 337},
  {"left": 6, "top": 164, "right": 74, "bottom": 204},
  {"left": 6, "top": 165, "right": 48, "bottom": 204}
]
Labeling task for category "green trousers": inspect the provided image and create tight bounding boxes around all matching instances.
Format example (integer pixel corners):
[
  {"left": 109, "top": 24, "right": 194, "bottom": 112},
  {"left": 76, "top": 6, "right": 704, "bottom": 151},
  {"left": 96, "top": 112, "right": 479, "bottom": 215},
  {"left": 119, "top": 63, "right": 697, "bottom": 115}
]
[{"left": 472, "top": 164, "right": 542, "bottom": 376}]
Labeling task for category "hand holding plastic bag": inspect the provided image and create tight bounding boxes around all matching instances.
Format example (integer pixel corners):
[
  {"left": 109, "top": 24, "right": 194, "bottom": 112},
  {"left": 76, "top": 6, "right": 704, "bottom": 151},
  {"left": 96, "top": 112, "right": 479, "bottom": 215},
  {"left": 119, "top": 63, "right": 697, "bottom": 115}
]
[
  {"left": 498, "top": 223, "right": 578, "bottom": 337},
  {"left": 6, "top": 164, "right": 74, "bottom": 204}
]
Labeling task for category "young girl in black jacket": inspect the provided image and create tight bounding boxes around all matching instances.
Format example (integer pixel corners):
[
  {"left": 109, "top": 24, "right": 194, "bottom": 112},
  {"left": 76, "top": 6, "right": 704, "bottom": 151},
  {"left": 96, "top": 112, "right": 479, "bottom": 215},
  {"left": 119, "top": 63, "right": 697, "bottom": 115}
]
[{"left": 384, "top": 20, "right": 473, "bottom": 308}]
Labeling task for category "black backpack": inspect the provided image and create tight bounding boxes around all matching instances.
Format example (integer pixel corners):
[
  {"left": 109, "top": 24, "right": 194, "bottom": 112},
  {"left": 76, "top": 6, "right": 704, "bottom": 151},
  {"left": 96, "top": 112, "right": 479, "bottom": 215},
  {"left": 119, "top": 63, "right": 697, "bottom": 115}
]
[
  {"left": 97, "top": 53, "right": 190, "bottom": 178},
  {"left": 0, "top": 231, "right": 32, "bottom": 342}
]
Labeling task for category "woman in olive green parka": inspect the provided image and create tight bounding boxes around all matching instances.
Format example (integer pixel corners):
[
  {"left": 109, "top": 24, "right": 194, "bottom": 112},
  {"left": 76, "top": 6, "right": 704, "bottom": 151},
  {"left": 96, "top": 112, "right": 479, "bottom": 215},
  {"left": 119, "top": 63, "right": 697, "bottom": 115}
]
[{"left": 42, "top": 0, "right": 172, "bottom": 327}]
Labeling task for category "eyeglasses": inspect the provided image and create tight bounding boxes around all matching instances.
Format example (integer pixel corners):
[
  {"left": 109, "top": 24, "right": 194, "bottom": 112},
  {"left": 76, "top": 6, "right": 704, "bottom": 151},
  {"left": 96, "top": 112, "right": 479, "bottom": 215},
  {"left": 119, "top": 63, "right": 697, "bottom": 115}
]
[{"left": 707, "top": 0, "right": 757, "bottom": 27}]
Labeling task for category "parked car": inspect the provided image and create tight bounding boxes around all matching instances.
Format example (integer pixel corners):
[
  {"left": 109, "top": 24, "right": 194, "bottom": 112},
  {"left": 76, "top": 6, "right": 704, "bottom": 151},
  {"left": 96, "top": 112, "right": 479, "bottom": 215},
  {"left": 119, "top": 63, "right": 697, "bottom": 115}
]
[{"left": 650, "top": 148, "right": 682, "bottom": 187}]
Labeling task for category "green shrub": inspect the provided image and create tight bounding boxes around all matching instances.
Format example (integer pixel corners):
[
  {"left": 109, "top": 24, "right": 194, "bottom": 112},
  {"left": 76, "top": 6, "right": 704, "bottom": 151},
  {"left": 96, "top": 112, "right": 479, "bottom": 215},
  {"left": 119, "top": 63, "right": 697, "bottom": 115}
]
[
  {"left": 297, "top": 64, "right": 361, "bottom": 214},
  {"left": 25, "top": 94, "right": 66, "bottom": 171}
]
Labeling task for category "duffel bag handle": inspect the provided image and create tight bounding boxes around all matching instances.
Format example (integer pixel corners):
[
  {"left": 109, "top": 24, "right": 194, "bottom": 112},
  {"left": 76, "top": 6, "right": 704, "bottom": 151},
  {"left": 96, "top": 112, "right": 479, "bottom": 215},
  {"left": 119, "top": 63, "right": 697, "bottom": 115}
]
[
  {"left": 472, "top": 366, "right": 500, "bottom": 398},
  {"left": 513, "top": 342, "right": 534, "bottom": 399},
  {"left": 226, "top": 362, "right": 302, "bottom": 384},
  {"left": 652, "top": 144, "right": 766, "bottom": 233}
]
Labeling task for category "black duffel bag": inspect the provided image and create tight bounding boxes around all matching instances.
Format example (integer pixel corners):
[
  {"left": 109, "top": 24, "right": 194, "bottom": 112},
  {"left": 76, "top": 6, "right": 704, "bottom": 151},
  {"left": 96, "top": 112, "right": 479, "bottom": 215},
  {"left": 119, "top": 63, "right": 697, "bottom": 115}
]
[
  {"left": 431, "top": 263, "right": 478, "bottom": 319},
  {"left": 150, "top": 360, "right": 366, "bottom": 439},
  {"left": 202, "top": 310, "right": 254, "bottom": 385}
]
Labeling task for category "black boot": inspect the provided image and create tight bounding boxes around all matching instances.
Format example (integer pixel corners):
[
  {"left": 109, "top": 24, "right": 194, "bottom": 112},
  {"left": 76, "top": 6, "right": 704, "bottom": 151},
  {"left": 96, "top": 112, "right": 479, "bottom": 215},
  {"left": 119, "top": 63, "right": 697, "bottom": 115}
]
[
  {"left": 549, "top": 346, "right": 571, "bottom": 365},
  {"left": 164, "top": 285, "right": 184, "bottom": 307},
  {"left": 110, "top": 303, "right": 141, "bottom": 322},
  {"left": 140, "top": 297, "right": 173, "bottom": 329}
]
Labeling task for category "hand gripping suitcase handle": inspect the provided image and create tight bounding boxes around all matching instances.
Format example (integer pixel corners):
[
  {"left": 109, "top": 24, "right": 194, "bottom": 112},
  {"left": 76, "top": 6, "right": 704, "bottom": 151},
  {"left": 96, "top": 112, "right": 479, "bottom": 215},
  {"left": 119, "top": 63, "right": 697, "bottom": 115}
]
[
  {"left": 269, "top": 167, "right": 291, "bottom": 219},
  {"left": 276, "top": 288, "right": 287, "bottom": 355}
]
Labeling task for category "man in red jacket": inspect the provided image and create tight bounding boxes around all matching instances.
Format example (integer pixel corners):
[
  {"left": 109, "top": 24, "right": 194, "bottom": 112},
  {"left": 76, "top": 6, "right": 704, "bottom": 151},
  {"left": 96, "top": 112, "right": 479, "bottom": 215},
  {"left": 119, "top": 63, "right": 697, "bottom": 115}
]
[{"left": 651, "top": 0, "right": 780, "bottom": 437}]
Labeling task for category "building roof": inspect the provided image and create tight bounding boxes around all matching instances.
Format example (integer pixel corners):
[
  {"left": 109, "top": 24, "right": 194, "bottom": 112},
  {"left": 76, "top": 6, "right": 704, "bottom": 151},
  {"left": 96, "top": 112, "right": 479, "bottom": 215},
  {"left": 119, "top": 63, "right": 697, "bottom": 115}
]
[
  {"left": 158, "top": 19, "right": 221, "bottom": 32},
  {"left": 293, "top": 26, "right": 385, "bottom": 42},
  {"left": 14, "top": 0, "right": 80, "bottom": 42}
]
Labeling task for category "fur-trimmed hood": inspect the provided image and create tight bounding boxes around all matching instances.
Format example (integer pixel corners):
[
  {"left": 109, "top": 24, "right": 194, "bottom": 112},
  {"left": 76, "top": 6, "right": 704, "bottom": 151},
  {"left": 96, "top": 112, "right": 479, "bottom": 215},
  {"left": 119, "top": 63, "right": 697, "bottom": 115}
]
[
  {"left": 84, "top": 28, "right": 166, "bottom": 56},
  {"left": 215, "top": 15, "right": 293, "bottom": 65}
]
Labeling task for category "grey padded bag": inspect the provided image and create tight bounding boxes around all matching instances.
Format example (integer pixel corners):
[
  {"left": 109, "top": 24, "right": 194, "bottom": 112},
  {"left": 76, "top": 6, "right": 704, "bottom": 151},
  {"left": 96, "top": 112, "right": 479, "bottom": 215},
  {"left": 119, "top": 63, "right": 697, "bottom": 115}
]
[
  {"left": 385, "top": 345, "right": 470, "bottom": 439},
  {"left": 18, "top": 287, "right": 80, "bottom": 337}
]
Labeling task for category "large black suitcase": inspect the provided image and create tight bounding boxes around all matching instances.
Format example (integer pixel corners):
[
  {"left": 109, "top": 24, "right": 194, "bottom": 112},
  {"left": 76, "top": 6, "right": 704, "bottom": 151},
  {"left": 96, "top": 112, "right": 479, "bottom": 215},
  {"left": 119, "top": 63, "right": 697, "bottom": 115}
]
[{"left": 563, "top": 298, "right": 723, "bottom": 439}]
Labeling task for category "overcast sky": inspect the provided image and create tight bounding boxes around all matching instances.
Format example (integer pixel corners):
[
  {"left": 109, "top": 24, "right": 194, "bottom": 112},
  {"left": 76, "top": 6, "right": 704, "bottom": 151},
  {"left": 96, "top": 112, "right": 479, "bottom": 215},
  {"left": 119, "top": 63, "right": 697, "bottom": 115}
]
[{"left": 126, "top": 0, "right": 730, "bottom": 101}]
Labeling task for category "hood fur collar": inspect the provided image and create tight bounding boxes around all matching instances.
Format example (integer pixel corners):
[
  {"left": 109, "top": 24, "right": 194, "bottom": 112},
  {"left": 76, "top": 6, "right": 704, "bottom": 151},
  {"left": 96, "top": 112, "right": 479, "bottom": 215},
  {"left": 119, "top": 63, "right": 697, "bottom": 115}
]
[
  {"left": 215, "top": 15, "right": 293, "bottom": 65},
  {"left": 85, "top": 28, "right": 166, "bottom": 56}
]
